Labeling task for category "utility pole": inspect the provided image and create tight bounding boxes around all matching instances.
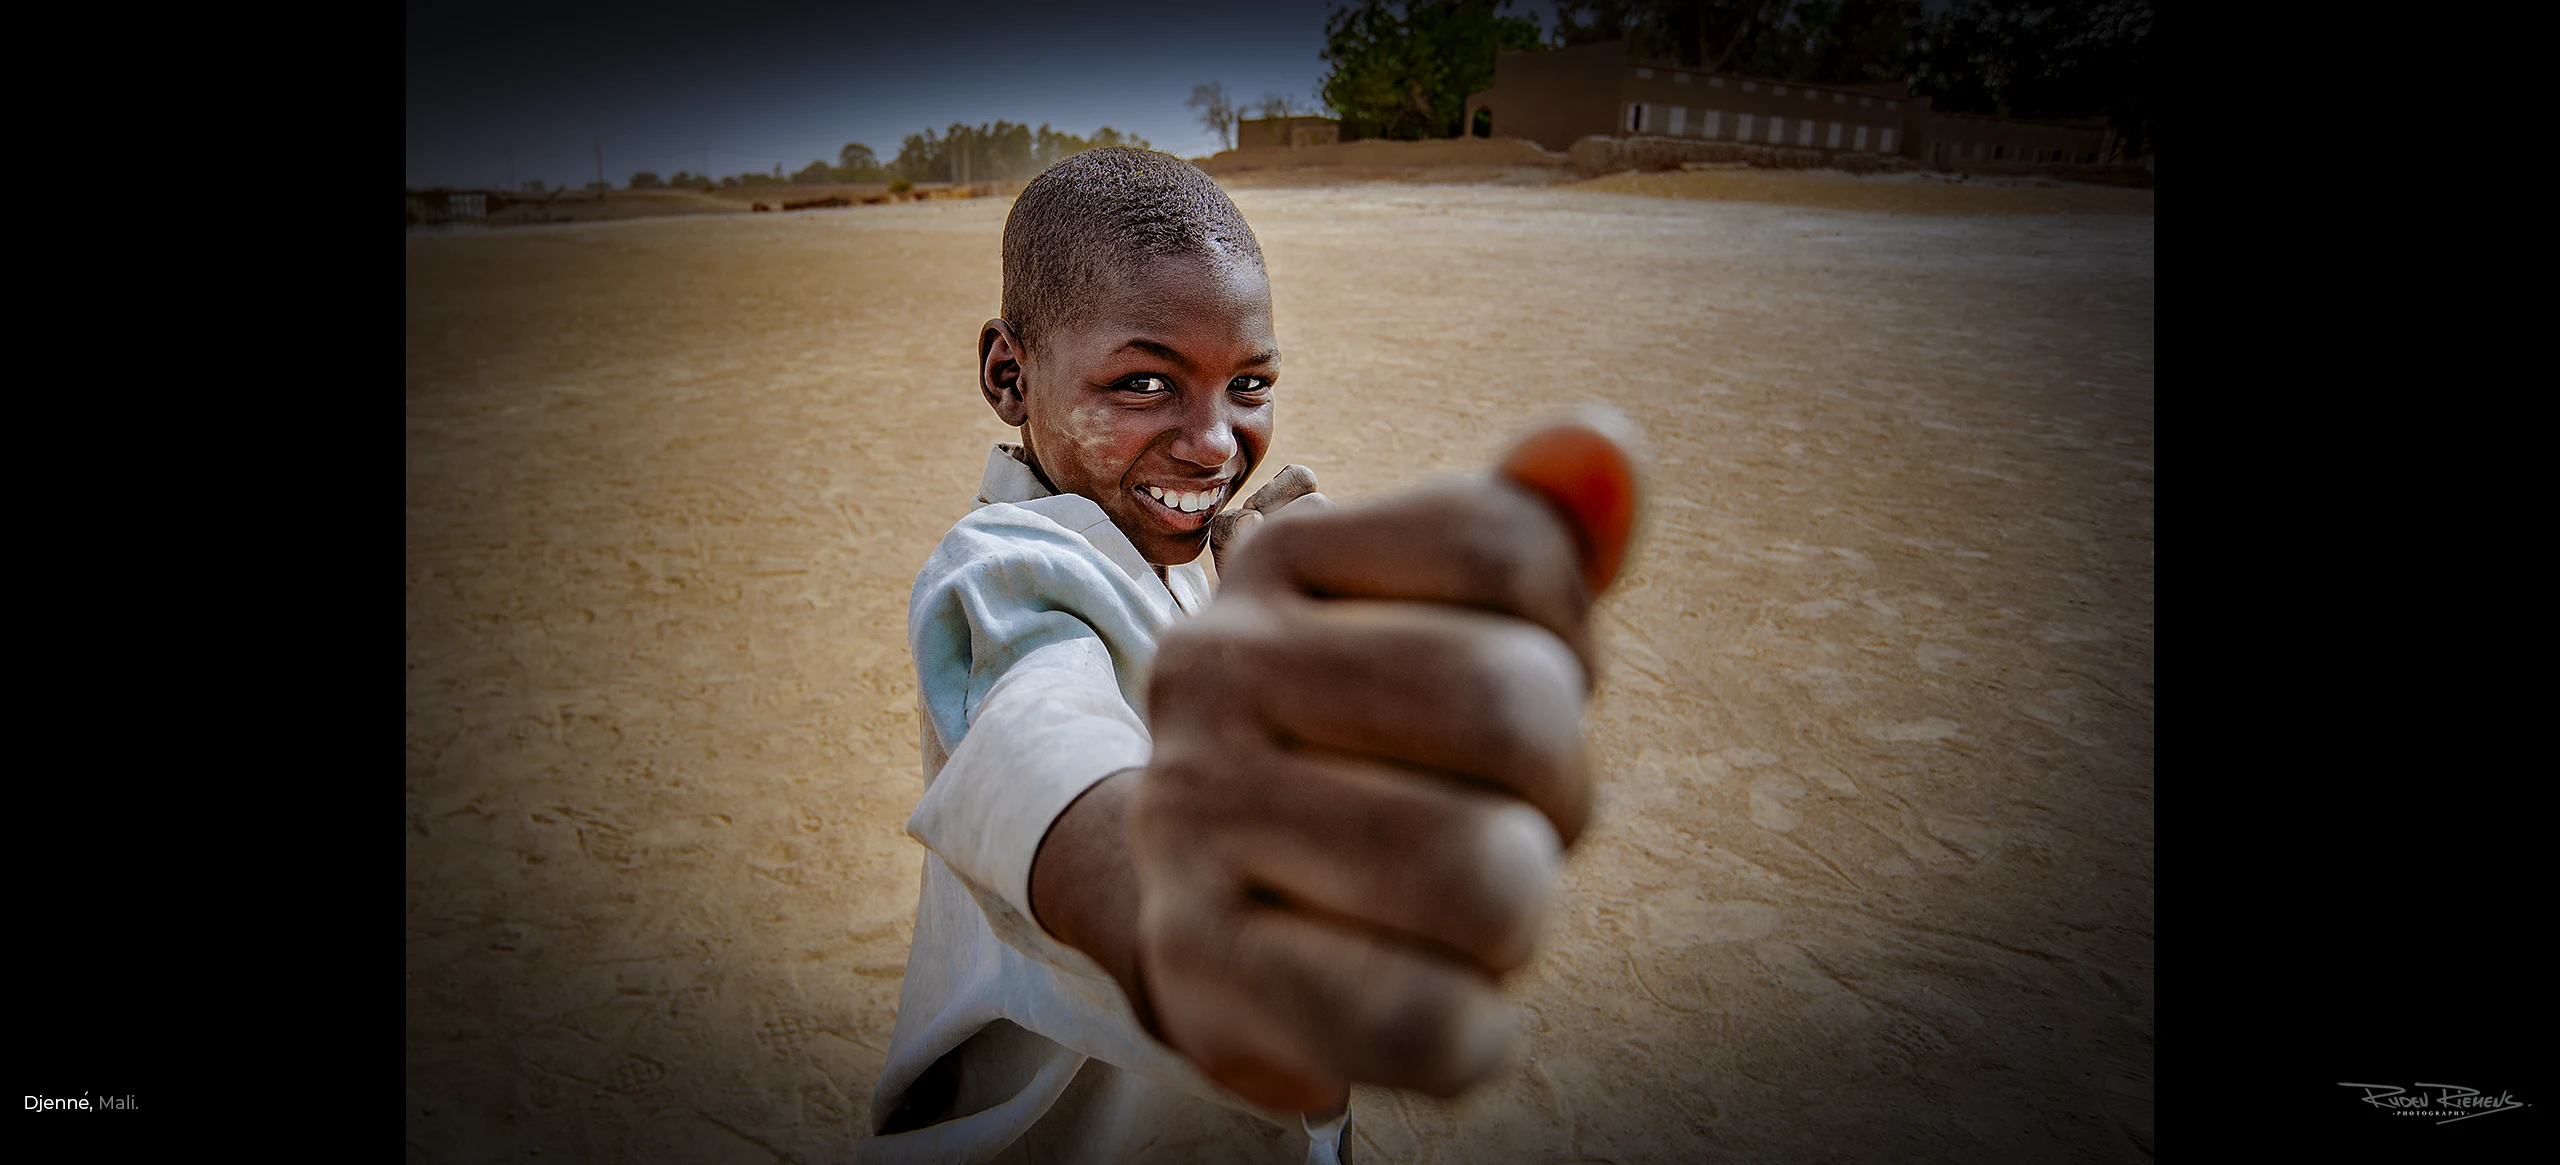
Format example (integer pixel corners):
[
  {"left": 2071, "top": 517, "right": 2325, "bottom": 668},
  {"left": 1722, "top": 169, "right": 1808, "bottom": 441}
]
[
  {"left": 702, "top": 145, "right": 710, "bottom": 183},
  {"left": 594, "top": 135, "right": 605, "bottom": 196},
  {"left": 506, "top": 146, "right": 515, "bottom": 192}
]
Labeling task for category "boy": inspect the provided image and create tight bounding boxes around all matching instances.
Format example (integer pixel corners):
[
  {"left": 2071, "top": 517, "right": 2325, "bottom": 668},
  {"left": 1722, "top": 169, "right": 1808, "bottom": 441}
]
[{"left": 862, "top": 149, "right": 1639, "bottom": 1164}]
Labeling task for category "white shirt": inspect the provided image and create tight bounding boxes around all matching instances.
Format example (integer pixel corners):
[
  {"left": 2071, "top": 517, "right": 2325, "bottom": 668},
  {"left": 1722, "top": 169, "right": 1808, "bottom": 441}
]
[{"left": 861, "top": 444, "right": 1347, "bottom": 1165}]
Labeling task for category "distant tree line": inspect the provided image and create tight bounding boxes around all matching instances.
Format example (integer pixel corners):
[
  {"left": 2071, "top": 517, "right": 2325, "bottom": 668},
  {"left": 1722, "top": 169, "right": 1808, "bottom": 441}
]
[
  {"left": 594, "top": 127, "right": 1153, "bottom": 193},
  {"left": 1317, "top": 0, "right": 2153, "bottom": 155},
  {"left": 883, "top": 123, "right": 1154, "bottom": 185}
]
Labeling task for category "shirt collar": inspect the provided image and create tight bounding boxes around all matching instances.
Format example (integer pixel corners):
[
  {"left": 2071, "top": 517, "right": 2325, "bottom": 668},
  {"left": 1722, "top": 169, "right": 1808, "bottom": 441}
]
[
  {"left": 973, "top": 441, "right": 1215, "bottom": 613},
  {"left": 974, "top": 442, "right": 1051, "bottom": 507}
]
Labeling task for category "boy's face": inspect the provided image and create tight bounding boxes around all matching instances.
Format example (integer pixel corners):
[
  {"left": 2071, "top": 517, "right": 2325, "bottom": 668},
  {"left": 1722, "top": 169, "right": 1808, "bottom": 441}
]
[{"left": 988, "top": 253, "right": 1278, "bottom": 566}]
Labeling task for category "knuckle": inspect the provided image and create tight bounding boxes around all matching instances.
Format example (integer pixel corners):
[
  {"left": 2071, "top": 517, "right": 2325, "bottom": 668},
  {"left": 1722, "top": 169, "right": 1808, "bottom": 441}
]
[
  {"left": 1443, "top": 511, "right": 1533, "bottom": 599},
  {"left": 1148, "top": 612, "right": 1262, "bottom": 709},
  {"left": 1468, "top": 626, "right": 1588, "bottom": 757},
  {"left": 1433, "top": 485, "right": 1574, "bottom": 607},
  {"left": 1226, "top": 508, "right": 1311, "bottom": 580},
  {"left": 1359, "top": 963, "right": 1510, "bottom": 1092},
  {"left": 1450, "top": 801, "right": 1561, "bottom": 970},
  {"left": 1147, "top": 623, "right": 1216, "bottom": 691},
  {"left": 1408, "top": 796, "right": 1559, "bottom": 971}
]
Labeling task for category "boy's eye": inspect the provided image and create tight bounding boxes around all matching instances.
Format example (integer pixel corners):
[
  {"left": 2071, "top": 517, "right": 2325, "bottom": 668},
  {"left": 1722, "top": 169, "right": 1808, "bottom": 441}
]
[
  {"left": 1229, "top": 376, "right": 1272, "bottom": 395},
  {"left": 1121, "top": 376, "right": 1171, "bottom": 395}
]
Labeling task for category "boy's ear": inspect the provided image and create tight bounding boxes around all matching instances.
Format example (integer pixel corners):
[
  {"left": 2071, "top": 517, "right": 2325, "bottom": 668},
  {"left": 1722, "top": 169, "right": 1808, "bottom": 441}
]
[{"left": 981, "top": 319, "right": 1031, "bottom": 427}]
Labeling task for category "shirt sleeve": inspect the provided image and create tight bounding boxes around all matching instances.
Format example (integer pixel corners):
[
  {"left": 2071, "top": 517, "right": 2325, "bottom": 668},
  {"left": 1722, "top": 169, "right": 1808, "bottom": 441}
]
[{"left": 904, "top": 511, "right": 1163, "bottom": 940}]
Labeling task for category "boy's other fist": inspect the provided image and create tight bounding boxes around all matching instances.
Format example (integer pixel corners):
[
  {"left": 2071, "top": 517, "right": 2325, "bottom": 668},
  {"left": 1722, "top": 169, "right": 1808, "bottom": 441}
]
[
  {"left": 1132, "top": 408, "right": 1644, "bottom": 1114},
  {"left": 1208, "top": 463, "right": 1330, "bottom": 575}
]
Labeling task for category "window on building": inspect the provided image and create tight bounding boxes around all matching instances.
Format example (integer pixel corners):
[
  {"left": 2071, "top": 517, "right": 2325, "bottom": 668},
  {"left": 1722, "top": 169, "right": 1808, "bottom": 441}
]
[
  {"left": 1885, "top": 101, "right": 1899, "bottom": 110},
  {"left": 1834, "top": 92, "right": 1847, "bottom": 103},
  {"left": 1880, "top": 128, "right": 1896, "bottom": 153},
  {"left": 1828, "top": 122, "right": 1842, "bottom": 148},
  {"left": 1797, "top": 120, "right": 1813, "bottom": 145},
  {"left": 1737, "top": 113, "right": 1755, "bottom": 140},
  {"left": 1768, "top": 116, "right": 1786, "bottom": 144},
  {"left": 1635, "top": 67, "right": 1654, "bottom": 79},
  {"left": 1704, "top": 110, "right": 1723, "bottom": 139},
  {"left": 1669, "top": 106, "right": 1687, "bottom": 135},
  {"left": 1674, "top": 72, "right": 1689, "bottom": 84},
  {"left": 1773, "top": 85, "right": 1787, "bottom": 95},
  {"left": 1627, "top": 103, "right": 1644, "bottom": 133},
  {"left": 1742, "top": 81, "right": 1757, "bottom": 92},
  {"left": 1859, "top": 96, "right": 1872, "bottom": 107},
  {"left": 1993, "top": 144, "right": 2006, "bottom": 160},
  {"left": 1710, "top": 77, "right": 1724, "bottom": 88},
  {"left": 1855, "top": 125, "right": 1870, "bottom": 151}
]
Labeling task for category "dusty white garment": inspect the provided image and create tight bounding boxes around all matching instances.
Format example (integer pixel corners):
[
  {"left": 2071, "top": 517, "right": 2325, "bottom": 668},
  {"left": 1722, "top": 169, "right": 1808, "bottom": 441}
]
[{"left": 861, "top": 444, "right": 1345, "bottom": 1165}]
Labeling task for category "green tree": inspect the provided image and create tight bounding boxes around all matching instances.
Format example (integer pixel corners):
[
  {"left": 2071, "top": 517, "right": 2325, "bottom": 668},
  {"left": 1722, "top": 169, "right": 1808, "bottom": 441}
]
[
  {"left": 1554, "top": 2, "right": 1917, "bottom": 83},
  {"left": 1187, "top": 82, "right": 1237, "bottom": 149},
  {"left": 1910, "top": 1, "right": 2151, "bottom": 156},
  {"left": 627, "top": 170, "right": 662, "bottom": 189},
  {"left": 831, "top": 143, "right": 886, "bottom": 182},
  {"left": 791, "top": 159, "right": 833, "bottom": 184},
  {"left": 1318, "top": 0, "right": 1546, "bottom": 140},
  {"left": 889, "top": 121, "right": 1147, "bottom": 183}
]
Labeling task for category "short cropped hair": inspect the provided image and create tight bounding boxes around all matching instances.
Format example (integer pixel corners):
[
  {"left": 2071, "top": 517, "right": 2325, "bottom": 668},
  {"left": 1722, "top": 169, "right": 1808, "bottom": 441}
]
[{"left": 1002, "top": 148, "right": 1265, "bottom": 353}]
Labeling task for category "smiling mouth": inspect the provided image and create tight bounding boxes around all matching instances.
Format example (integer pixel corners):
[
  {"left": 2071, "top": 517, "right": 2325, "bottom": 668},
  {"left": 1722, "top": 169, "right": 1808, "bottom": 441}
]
[{"left": 1131, "top": 479, "right": 1235, "bottom": 529}]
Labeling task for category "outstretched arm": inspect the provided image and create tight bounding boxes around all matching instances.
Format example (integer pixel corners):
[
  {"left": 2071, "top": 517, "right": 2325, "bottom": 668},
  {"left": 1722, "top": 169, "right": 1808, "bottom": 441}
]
[
  {"left": 1027, "top": 768, "right": 1148, "bottom": 1018},
  {"left": 1040, "top": 410, "right": 1645, "bottom": 1114},
  {"left": 1026, "top": 467, "right": 1332, "bottom": 1033}
]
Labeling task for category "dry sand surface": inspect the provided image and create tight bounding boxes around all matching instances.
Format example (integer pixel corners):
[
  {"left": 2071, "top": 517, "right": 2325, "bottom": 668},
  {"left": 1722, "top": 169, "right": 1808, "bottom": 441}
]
[
  {"left": 1209, "top": 164, "right": 1577, "bottom": 190},
  {"left": 408, "top": 183, "right": 2154, "bottom": 1162},
  {"left": 1573, "top": 168, "right": 2156, "bottom": 215},
  {"left": 476, "top": 184, "right": 938, "bottom": 227}
]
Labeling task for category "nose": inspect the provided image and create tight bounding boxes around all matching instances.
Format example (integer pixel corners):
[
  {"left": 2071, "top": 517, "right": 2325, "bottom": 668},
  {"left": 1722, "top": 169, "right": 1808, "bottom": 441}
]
[{"left": 1166, "top": 391, "right": 1239, "bottom": 471}]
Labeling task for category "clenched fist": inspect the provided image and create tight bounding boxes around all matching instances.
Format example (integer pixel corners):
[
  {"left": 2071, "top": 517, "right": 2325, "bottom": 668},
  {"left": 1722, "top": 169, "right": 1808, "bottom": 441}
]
[{"left": 1129, "top": 408, "right": 1643, "bottom": 1114}]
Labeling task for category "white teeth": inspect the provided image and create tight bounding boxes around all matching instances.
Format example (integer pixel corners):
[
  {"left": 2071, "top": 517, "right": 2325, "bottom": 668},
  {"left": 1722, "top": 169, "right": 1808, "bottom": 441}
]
[{"left": 1142, "top": 483, "right": 1227, "bottom": 514}]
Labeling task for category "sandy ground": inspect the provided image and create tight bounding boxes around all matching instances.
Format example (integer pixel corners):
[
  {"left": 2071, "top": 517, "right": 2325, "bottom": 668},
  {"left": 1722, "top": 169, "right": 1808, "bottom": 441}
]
[
  {"left": 407, "top": 183, "right": 2154, "bottom": 1162},
  {"left": 1572, "top": 169, "right": 2155, "bottom": 215},
  {"left": 443, "top": 159, "right": 2149, "bottom": 229},
  {"left": 471, "top": 184, "right": 952, "bottom": 227},
  {"left": 1211, "top": 163, "right": 1578, "bottom": 190}
]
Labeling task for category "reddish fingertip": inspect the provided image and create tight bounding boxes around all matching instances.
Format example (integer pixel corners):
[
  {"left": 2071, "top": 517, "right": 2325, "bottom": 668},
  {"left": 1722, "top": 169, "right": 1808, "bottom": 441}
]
[{"left": 1498, "top": 415, "right": 1643, "bottom": 595}]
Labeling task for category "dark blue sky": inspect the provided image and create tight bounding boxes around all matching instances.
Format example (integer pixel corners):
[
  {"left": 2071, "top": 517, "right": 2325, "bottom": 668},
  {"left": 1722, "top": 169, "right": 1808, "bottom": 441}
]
[{"left": 406, "top": 1, "right": 1565, "bottom": 189}]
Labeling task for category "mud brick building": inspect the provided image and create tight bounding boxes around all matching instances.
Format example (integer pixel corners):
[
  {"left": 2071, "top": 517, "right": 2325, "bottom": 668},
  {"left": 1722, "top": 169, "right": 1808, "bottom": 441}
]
[
  {"left": 1463, "top": 39, "right": 2113, "bottom": 165},
  {"left": 1236, "top": 115, "right": 1343, "bottom": 150}
]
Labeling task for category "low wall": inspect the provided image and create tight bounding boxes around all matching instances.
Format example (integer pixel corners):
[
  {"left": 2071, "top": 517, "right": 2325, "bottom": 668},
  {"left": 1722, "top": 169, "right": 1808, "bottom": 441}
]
[
  {"left": 1196, "top": 137, "right": 1569, "bottom": 173},
  {"left": 1567, "top": 135, "right": 1920, "bottom": 177},
  {"left": 1945, "top": 161, "right": 2154, "bottom": 188}
]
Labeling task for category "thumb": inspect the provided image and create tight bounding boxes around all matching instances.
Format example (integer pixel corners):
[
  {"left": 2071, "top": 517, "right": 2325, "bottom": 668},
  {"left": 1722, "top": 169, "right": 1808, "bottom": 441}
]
[
  {"left": 1210, "top": 508, "right": 1264, "bottom": 574},
  {"left": 1496, "top": 405, "right": 1647, "bottom": 597}
]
